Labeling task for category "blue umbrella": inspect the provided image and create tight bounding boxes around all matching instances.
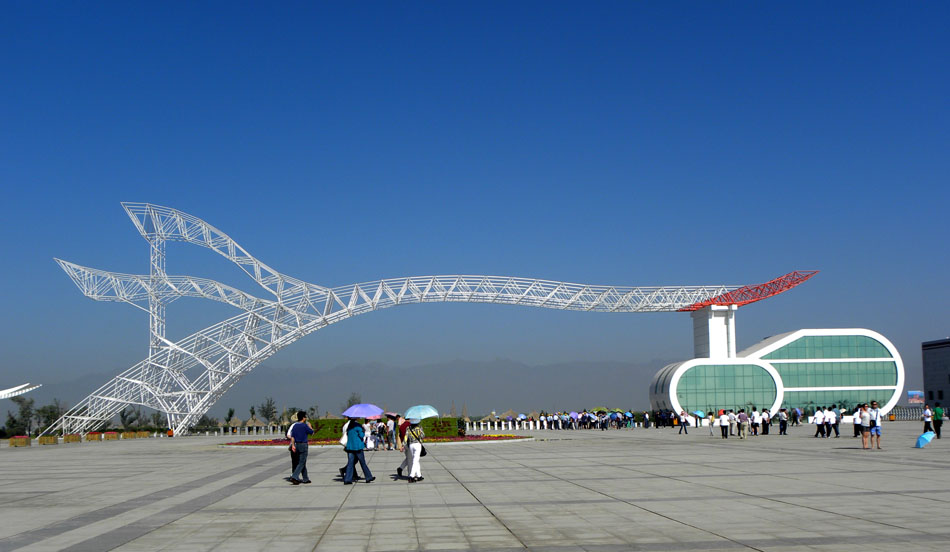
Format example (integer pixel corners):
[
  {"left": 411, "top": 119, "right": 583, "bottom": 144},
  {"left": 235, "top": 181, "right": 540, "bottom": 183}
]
[
  {"left": 625, "top": 411, "right": 633, "bottom": 416},
  {"left": 693, "top": 410, "right": 706, "bottom": 418},
  {"left": 517, "top": 414, "right": 527, "bottom": 420},
  {"left": 341, "top": 403, "right": 383, "bottom": 418},
  {"left": 915, "top": 431, "right": 936, "bottom": 448},
  {"left": 404, "top": 404, "right": 439, "bottom": 420}
]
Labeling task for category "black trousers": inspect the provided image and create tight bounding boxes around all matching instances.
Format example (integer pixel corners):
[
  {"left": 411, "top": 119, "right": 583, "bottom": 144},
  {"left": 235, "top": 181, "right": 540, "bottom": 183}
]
[
  {"left": 290, "top": 449, "right": 299, "bottom": 473},
  {"left": 779, "top": 420, "right": 787, "bottom": 434},
  {"left": 924, "top": 421, "right": 934, "bottom": 433},
  {"left": 720, "top": 425, "right": 728, "bottom": 438},
  {"left": 934, "top": 419, "right": 943, "bottom": 439}
]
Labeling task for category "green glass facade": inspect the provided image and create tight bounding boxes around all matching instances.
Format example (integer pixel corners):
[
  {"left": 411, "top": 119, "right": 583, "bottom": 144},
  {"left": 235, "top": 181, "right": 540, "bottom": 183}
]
[
  {"left": 676, "top": 364, "right": 776, "bottom": 414},
  {"left": 772, "top": 361, "right": 898, "bottom": 387},
  {"left": 781, "top": 390, "right": 888, "bottom": 412},
  {"left": 763, "top": 335, "right": 891, "bottom": 360}
]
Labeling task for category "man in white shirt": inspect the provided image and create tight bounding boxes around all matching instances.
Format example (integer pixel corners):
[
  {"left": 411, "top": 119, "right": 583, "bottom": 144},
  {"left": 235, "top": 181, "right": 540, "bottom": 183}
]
[
  {"left": 718, "top": 412, "right": 729, "bottom": 439},
  {"left": 824, "top": 407, "right": 837, "bottom": 438},
  {"left": 923, "top": 405, "right": 934, "bottom": 434},
  {"left": 778, "top": 408, "right": 788, "bottom": 435},
  {"left": 751, "top": 408, "right": 761, "bottom": 436},
  {"left": 387, "top": 417, "right": 396, "bottom": 450},
  {"left": 760, "top": 409, "right": 771, "bottom": 435},
  {"left": 813, "top": 408, "right": 825, "bottom": 438},
  {"left": 728, "top": 410, "right": 737, "bottom": 436},
  {"left": 868, "top": 400, "right": 883, "bottom": 449}
]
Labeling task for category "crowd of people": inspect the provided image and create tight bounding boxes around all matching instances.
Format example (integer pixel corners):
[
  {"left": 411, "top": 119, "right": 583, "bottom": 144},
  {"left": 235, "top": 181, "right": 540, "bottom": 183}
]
[
  {"left": 278, "top": 401, "right": 945, "bottom": 486},
  {"left": 283, "top": 411, "right": 428, "bottom": 486}
]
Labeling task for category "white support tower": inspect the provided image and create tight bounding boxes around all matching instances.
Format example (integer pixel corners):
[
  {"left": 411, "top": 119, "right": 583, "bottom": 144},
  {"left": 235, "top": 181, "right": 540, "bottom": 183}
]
[
  {"left": 691, "top": 305, "right": 738, "bottom": 358},
  {"left": 44, "top": 203, "right": 815, "bottom": 436}
]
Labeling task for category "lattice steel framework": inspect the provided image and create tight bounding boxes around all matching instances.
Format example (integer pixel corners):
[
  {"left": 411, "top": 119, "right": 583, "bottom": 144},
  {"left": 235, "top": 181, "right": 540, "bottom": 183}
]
[
  {"left": 45, "top": 203, "right": 815, "bottom": 436},
  {"left": 0, "top": 383, "right": 42, "bottom": 400}
]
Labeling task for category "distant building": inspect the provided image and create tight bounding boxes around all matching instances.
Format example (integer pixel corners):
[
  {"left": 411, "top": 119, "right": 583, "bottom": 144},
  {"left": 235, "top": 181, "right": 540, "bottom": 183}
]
[
  {"left": 650, "top": 321, "right": 905, "bottom": 416},
  {"left": 922, "top": 338, "right": 950, "bottom": 404}
]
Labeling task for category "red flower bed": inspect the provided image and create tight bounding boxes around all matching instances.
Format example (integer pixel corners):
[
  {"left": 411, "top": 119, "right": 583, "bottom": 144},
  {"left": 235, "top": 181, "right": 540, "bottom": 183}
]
[{"left": 224, "top": 434, "right": 530, "bottom": 446}]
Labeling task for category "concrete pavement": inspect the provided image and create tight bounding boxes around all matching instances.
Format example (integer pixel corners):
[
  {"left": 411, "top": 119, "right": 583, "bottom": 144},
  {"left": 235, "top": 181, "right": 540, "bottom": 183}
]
[{"left": 1, "top": 421, "right": 947, "bottom": 551}]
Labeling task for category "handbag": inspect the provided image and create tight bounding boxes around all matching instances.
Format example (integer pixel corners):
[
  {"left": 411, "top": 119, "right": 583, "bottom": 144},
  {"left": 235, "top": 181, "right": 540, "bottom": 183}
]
[
  {"left": 420, "top": 445, "right": 427, "bottom": 457},
  {"left": 339, "top": 433, "right": 348, "bottom": 447}
]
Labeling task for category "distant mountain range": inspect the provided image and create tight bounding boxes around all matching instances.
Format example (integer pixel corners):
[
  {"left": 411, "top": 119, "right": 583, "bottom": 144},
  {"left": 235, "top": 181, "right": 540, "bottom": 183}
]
[{"left": 11, "top": 358, "right": 675, "bottom": 422}]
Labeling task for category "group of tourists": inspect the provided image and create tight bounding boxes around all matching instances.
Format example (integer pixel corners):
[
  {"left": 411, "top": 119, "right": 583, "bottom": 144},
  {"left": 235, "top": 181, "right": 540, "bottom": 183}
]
[
  {"left": 283, "top": 410, "right": 427, "bottom": 486},
  {"left": 708, "top": 407, "right": 788, "bottom": 439}
]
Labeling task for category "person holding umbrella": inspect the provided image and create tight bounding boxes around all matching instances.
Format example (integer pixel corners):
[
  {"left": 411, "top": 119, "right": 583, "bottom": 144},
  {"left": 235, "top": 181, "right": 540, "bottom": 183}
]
[
  {"left": 343, "top": 417, "right": 375, "bottom": 484},
  {"left": 405, "top": 418, "right": 425, "bottom": 482}
]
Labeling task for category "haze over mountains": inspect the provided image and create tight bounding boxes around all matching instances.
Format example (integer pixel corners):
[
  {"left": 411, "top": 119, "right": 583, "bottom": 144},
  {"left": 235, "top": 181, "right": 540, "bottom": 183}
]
[{"left": 19, "top": 358, "right": 673, "bottom": 421}]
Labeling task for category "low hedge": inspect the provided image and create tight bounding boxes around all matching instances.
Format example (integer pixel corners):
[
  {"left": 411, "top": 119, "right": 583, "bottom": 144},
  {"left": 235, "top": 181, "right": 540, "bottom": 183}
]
[
  {"left": 64, "top": 434, "right": 81, "bottom": 443},
  {"left": 38, "top": 435, "right": 58, "bottom": 445},
  {"left": 9, "top": 436, "right": 30, "bottom": 447},
  {"left": 307, "top": 417, "right": 460, "bottom": 440}
]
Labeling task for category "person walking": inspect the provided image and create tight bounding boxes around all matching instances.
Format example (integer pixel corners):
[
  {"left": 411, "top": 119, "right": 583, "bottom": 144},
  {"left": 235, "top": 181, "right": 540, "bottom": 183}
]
[
  {"left": 286, "top": 414, "right": 302, "bottom": 478},
  {"left": 678, "top": 411, "right": 689, "bottom": 434},
  {"left": 751, "top": 407, "right": 760, "bottom": 436},
  {"left": 718, "top": 411, "right": 729, "bottom": 439},
  {"left": 868, "top": 400, "right": 883, "bottom": 449},
  {"left": 396, "top": 415, "right": 412, "bottom": 479},
  {"left": 405, "top": 419, "right": 425, "bottom": 482},
  {"left": 728, "top": 410, "right": 737, "bottom": 436},
  {"left": 923, "top": 404, "right": 934, "bottom": 434},
  {"left": 737, "top": 409, "right": 749, "bottom": 439},
  {"left": 933, "top": 403, "right": 944, "bottom": 439},
  {"left": 761, "top": 409, "right": 770, "bottom": 435},
  {"left": 813, "top": 407, "right": 825, "bottom": 438},
  {"left": 830, "top": 404, "right": 841, "bottom": 438},
  {"left": 824, "top": 406, "right": 837, "bottom": 438},
  {"left": 387, "top": 416, "right": 396, "bottom": 450},
  {"left": 343, "top": 417, "right": 375, "bottom": 484},
  {"left": 778, "top": 408, "right": 788, "bottom": 435},
  {"left": 288, "top": 411, "right": 313, "bottom": 485}
]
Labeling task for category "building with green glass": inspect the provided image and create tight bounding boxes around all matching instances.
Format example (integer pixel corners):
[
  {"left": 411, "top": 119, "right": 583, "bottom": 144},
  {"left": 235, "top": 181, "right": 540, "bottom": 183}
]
[{"left": 649, "top": 328, "right": 905, "bottom": 418}]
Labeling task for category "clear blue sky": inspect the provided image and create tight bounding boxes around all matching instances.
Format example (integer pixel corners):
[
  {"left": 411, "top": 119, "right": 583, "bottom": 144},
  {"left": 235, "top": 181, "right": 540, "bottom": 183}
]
[{"left": 1, "top": 3, "right": 947, "bottom": 400}]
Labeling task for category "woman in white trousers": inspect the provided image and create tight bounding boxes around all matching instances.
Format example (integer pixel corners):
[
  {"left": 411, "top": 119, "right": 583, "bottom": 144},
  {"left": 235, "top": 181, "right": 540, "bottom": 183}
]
[{"left": 405, "top": 420, "right": 425, "bottom": 482}]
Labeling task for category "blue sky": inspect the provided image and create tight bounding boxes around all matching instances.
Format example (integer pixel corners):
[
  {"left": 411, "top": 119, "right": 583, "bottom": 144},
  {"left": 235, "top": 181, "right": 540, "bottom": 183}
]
[{"left": 1, "top": 3, "right": 947, "bottom": 403}]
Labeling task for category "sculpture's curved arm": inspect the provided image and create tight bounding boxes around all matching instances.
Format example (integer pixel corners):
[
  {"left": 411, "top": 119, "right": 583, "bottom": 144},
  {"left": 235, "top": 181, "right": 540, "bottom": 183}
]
[{"left": 0, "top": 383, "right": 41, "bottom": 400}]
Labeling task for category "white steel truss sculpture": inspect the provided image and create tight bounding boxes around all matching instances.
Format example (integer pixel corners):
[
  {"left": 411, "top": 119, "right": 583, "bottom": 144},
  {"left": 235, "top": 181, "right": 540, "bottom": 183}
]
[
  {"left": 0, "top": 383, "right": 42, "bottom": 400},
  {"left": 45, "top": 203, "right": 815, "bottom": 436}
]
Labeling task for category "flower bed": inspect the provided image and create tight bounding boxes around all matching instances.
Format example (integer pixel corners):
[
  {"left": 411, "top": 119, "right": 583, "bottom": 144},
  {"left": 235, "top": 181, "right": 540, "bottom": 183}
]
[
  {"left": 103, "top": 432, "right": 119, "bottom": 441},
  {"left": 224, "top": 434, "right": 530, "bottom": 447},
  {"left": 9, "top": 436, "right": 30, "bottom": 447},
  {"left": 87, "top": 432, "right": 102, "bottom": 442},
  {"left": 64, "top": 434, "right": 81, "bottom": 443},
  {"left": 136, "top": 431, "right": 151, "bottom": 439},
  {"left": 38, "top": 435, "right": 58, "bottom": 445}
]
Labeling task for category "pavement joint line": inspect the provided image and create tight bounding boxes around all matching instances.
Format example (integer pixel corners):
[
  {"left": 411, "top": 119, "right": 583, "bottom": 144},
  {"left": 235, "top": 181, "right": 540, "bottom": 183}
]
[
  {"left": 308, "top": 448, "right": 377, "bottom": 552},
  {"left": 0, "top": 452, "right": 287, "bottom": 551},
  {"left": 497, "top": 440, "right": 768, "bottom": 552},
  {"left": 520, "top": 439, "right": 942, "bottom": 540},
  {"left": 426, "top": 446, "right": 528, "bottom": 550},
  {"left": 48, "top": 453, "right": 298, "bottom": 552}
]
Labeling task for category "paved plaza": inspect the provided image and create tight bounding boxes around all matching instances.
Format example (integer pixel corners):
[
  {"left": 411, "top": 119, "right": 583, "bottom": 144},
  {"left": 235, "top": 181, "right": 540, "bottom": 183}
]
[{"left": 1, "top": 422, "right": 947, "bottom": 552}]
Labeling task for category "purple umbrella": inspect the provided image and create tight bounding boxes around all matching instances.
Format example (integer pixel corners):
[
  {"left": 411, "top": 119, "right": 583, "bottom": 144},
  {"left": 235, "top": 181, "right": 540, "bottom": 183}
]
[
  {"left": 342, "top": 403, "right": 383, "bottom": 419},
  {"left": 569, "top": 411, "right": 579, "bottom": 419}
]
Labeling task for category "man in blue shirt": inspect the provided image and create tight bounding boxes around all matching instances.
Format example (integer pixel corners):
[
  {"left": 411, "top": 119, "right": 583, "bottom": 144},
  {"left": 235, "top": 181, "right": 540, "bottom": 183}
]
[{"left": 289, "top": 411, "right": 314, "bottom": 485}]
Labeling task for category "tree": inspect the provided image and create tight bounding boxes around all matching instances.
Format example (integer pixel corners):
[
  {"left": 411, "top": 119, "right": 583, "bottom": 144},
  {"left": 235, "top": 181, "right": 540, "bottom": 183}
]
[
  {"left": 258, "top": 397, "right": 278, "bottom": 423},
  {"left": 307, "top": 404, "right": 319, "bottom": 420},
  {"left": 119, "top": 407, "right": 142, "bottom": 429},
  {"left": 5, "top": 396, "right": 35, "bottom": 436},
  {"left": 249, "top": 406, "right": 256, "bottom": 419},
  {"left": 225, "top": 408, "right": 234, "bottom": 423},
  {"left": 342, "top": 392, "right": 361, "bottom": 411},
  {"left": 150, "top": 411, "right": 165, "bottom": 429},
  {"left": 36, "top": 399, "right": 66, "bottom": 432}
]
